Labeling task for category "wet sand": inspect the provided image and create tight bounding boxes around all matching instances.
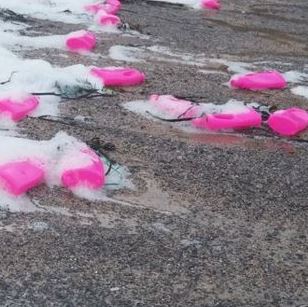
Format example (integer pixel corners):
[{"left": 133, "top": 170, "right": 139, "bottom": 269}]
[{"left": 0, "top": 0, "right": 308, "bottom": 305}]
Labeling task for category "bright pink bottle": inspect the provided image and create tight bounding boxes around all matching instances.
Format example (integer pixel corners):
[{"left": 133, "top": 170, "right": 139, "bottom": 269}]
[
  {"left": 268, "top": 108, "right": 308, "bottom": 136},
  {"left": 192, "top": 109, "right": 262, "bottom": 130},
  {"left": 61, "top": 149, "right": 105, "bottom": 189},
  {"left": 66, "top": 30, "right": 96, "bottom": 53},
  {"left": 149, "top": 95, "right": 199, "bottom": 118},
  {"left": 91, "top": 67, "right": 145, "bottom": 86},
  {"left": 0, "top": 95, "right": 39, "bottom": 121},
  {"left": 85, "top": 0, "right": 121, "bottom": 15},
  {"left": 201, "top": 0, "right": 221, "bottom": 10},
  {"left": 103, "top": 0, "right": 122, "bottom": 15},
  {"left": 230, "top": 71, "right": 287, "bottom": 90},
  {"left": 0, "top": 161, "right": 44, "bottom": 196},
  {"left": 95, "top": 10, "right": 121, "bottom": 26}
]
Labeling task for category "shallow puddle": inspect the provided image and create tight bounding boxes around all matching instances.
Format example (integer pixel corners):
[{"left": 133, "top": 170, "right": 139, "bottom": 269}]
[{"left": 113, "top": 178, "right": 190, "bottom": 215}]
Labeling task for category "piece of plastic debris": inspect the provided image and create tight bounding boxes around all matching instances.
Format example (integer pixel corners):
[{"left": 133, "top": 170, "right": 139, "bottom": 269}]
[
  {"left": 95, "top": 10, "right": 121, "bottom": 26},
  {"left": 85, "top": 0, "right": 122, "bottom": 15},
  {"left": 103, "top": 0, "right": 122, "bottom": 15},
  {"left": 268, "top": 108, "right": 308, "bottom": 136},
  {"left": 201, "top": 0, "right": 221, "bottom": 10},
  {"left": 149, "top": 95, "right": 199, "bottom": 118},
  {"left": 66, "top": 30, "right": 96, "bottom": 53},
  {"left": 0, "top": 161, "right": 44, "bottom": 196},
  {"left": 0, "top": 94, "right": 39, "bottom": 121},
  {"left": 61, "top": 149, "right": 105, "bottom": 189},
  {"left": 230, "top": 71, "right": 287, "bottom": 90},
  {"left": 192, "top": 109, "right": 262, "bottom": 130},
  {"left": 91, "top": 67, "right": 145, "bottom": 86}
]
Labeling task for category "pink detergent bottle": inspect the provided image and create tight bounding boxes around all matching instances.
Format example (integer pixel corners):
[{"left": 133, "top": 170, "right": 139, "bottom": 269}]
[
  {"left": 149, "top": 95, "right": 199, "bottom": 118},
  {"left": 0, "top": 95, "right": 39, "bottom": 121},
  {"left": 192, "top": 108, "right": 262, "bottom": 130},
  {"left": 65, "top": 30, "right": 96, "bottom": 53},
  {"left": 230, "top": 71, "right": 287, "bottom": 90},
  {"left": 103, "top": 0, "right": 122, "bottom": 14},
  {"left": 268, "top": 108, "right": 308, "bottom": 136},
  {"left": 85, "top": 1, "right": 121, "bottom": 15},
  {"left": 61, "top": 149, "right": 105, "bottom": 189},
  {"left": 95, "top": 9, "right": 121, "bottom": 26},
  {"left": 91, "top": 67, "right": 145, "bottom": 86},
  {"left": 0, "top": 160, "right": 44, "bottom": 196},
  {"left": 201, "top": 0, "right": 221, "bottom": 10}
]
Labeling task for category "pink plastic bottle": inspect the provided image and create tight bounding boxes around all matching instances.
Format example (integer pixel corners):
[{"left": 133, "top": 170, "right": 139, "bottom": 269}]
[
  {"left": 91, "top": 67, "right": 145, "bottom": 87},
  {"left": 201, "top": 0, "right": 221, "bottom": 10},
  {"left": 268, "top": 108, "right": 308, "bottom": 136},
  {"left": 95, "top": 10, "right": 121, "bottom": 26},
  {"left": 192, "top": 109, "right": 262, "bottom": 130},
  {"left": 0, "top": 95, "right": 39, "bottom": 121},
  {"left": 149, "top": 95, "right": 199, "bottom": 118},
  {"left": 230, "top": 71, "right": 287, "bottom": 90},
  {"left": 103, "top": 0, "right": 122, "bottom": 15},
  {"left": 61, "top": 149, "right": 105, "bottom": 189},
  {"left": 85, "top": 0, "right": 122, "bottom": 15},
  {"left": 0, "top": 161, "right": 44, "bottom": 196},
  {"left": 65, "top": 30, "right": 96, "bottom": 53}
]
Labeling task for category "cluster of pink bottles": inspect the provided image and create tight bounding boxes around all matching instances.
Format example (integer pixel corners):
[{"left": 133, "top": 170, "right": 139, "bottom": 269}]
[
  {"left": 84, "top": 0, "right": 122, "bottom": 26},
  {"left": 65, "top": 0, "right": 122, "bottom": 53},
  {"left": 0, "top": 148, "right": 105, "bottom": 196},
  {"left": 149, "top": 94, "right": 308, "bottom": 137}
]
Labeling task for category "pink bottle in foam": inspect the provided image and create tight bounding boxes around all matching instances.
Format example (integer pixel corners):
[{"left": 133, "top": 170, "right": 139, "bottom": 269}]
[
  {"left": 91, "top": 67, "right": 145, "bottom": 86},
  {"left": 95, "top": 9, "right": 121, "bottom": 26},
  {"left": 230, "top": 71, "right": 287, "bottom": 91},
  {"left": 192, "top": 108, "right": 262, "bottom": 130},
  {"left": 201, "top": 0, "right": 221, "bottom": 10},
  {"left": 149, "top": 95, "right": 199, "bottom": 118},
  {"left": 268, "top": 108, "right": 308, "bottom": 136},
  {"left": 61, "top": 149, "right": 105, "bottom": 189},
  {"left": 0, "top": 94, "right": 39, "bottom": 121},
  {"left": 0, "top": 161, "right": 44, "bottom": 196},
  {"left": 66, "top": 30, "right": 96, "bottom": 53},
  {"left": 103, "top": 0, "right": 122, "bottom": 15},
  {"left": 84, "top": 0, "right": 121, "bottom": 15}
]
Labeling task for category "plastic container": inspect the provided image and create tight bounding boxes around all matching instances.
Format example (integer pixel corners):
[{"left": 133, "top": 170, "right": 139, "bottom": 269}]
[
  {"left": 95, "top": 10, "right": 121, "bottom": 26},
  {"left": 61, "top": 149, "right": 105, "bottom": 189},
  {"left": 192, "top": 108, "right": 262, "bottom": 130},
  {"left": 0, "top": 161, "right": 44, "bottom": 196},
  {"left": 85, "top": 0, "right": 121, "bottom": 14},
  {"left": 149, "top": 95, "right": 199, "bottom": 118},
  {"left": 91, "top": 67, "right": 145, "bottom": 86},
  {"left": 201, "top": 0, "right": 221, "bottom": 10},
  {"left": 66, "top": 30, "right": 96, "bottom": 53},
  {"left": 103, "top": 0, "right": 122, "bottom": 15},
  {"left": 268, "top": 108, "right": 308, "bottom": 136},
  {"left": 230, "top": 71, "right": 287, "bottom": 90},
  {"left": 0, "top": 95, "right": 39, "bottom": 121}
]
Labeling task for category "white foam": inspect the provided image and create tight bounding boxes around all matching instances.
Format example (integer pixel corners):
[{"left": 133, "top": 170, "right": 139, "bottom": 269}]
[
  {"left": 109, "top": 45, "right": 144, "bottom": 63},
  {"left": 0, "top": 0, "right": 92, "bottom": 24},
  {"left": 291, "top": 86, "right": 308, "bottom": 99},
  {"left": 283, "top": 71, "right": 308, "bottom": 84},
  {"left": 123, "top": 98, "right": 256, "bottom": 133}
]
